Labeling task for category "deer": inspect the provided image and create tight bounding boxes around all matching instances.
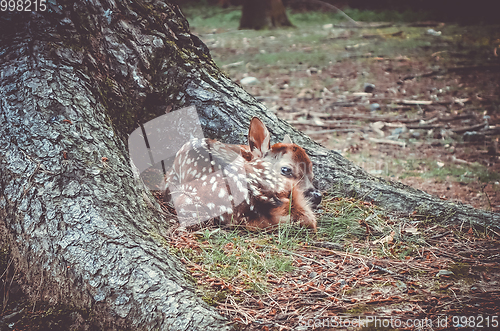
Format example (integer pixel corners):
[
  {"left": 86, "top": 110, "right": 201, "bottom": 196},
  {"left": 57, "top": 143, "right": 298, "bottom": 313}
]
[{"left": 163, "top": 117, "right": 321, "bottom": 231}]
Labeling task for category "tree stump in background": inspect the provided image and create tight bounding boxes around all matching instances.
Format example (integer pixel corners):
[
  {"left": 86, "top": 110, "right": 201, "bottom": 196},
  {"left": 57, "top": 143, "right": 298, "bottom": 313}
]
[{"left": 239, "top": 0, "right": 294, "bottom": 30}]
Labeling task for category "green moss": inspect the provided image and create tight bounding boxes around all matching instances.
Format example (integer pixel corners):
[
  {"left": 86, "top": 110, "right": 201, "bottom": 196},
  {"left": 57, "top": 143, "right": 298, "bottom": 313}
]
[
  {"left": 0, "top": 242, "right": 9, "bottom": 277},
  {"left": 346, "top": 303, "right": 367, "bottom": 314},
  {"left": 202, "top": 290, "right": 229, "bottom": 306},
  {"left": 447, "top": 262, "right": 472, "bottom": 281}
]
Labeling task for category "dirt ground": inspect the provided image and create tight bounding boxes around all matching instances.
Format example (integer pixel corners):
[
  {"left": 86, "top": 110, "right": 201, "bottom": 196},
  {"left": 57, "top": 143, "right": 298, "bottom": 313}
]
[
  {"left": 187, "top": 11, "right": 500, "bottom": 213},
  {"left": 230, "top": 52, "right": 500, "bottom": 213}
]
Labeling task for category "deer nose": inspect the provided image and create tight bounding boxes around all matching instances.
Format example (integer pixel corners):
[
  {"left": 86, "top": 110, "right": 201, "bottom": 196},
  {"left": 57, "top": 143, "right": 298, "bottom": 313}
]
[{"left": 305, "top": 189, "right": 322, "bottom": 208}]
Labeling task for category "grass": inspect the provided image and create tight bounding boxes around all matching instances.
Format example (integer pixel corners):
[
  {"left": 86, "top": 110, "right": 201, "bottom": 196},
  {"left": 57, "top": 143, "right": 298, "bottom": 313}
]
[
  {"left": 182, "top": 5, "right": 434, "bottom": 30},
  {"left": 392, "top": 157, "right": 500, "bottom": 184},
  {"left": 318, "top": 196, "right": 382, "bottom": 242},
  {"left": 181, "top": 4, "right": 443, "bottom": 70},
  {"left": 169, "top": 194, "right": 421, "bottom": 300},
  {"left": 173, "top": 226, "right": 307, "bottom": 295}
]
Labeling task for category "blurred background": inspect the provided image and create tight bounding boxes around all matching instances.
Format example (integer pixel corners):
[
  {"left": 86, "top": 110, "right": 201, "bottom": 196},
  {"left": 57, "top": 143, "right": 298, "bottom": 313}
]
[{"left": 174, "top": 0, "right": 500, "bottom": 212}]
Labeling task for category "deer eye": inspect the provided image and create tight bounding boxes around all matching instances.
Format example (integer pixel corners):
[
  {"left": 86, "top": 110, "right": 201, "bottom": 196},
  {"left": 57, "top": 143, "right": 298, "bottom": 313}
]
[{"left": 281, "top": 166, "right": 293, "bottom": 177}]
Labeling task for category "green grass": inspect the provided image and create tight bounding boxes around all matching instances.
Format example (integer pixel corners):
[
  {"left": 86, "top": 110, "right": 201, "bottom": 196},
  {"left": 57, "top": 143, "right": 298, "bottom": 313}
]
[
  {"left": 169, "top": 195, "right": 405, "bottom": 298},
  {"left": 182, "top": 5, "right": 434, "bottom": 31},
  {"left": 176, "top": 226, "right": 310, "bottom": 294},
  {"left": 395, "top": 158, "right": 500, "bottom": 184},
  {"left": 181, "top": 4, "right": 440, "bottom": 69},
  {"left": 317, "top": 196, "right": 392, "bottom": 243}
]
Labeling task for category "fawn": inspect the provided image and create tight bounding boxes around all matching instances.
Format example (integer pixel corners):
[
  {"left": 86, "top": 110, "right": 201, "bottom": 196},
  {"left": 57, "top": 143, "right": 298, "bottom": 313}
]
[{"left": 163, "top": 117, "right": 321, "bottom": 231}]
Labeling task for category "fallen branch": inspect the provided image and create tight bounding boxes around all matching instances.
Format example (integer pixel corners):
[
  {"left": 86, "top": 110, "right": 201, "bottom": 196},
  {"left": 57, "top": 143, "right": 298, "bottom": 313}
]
[
  {"left": 403, "top": 66, "right": 500, "bottom": 81},
  {"left": 303, "top": 129, "right": 357, "bottom": 135},
  {"left": 368, "top": 137, "right": 406, "bottom": 147},
  {"left": 399, "top": 100, "right": 433, "bottom": 106},
  {"left": 289, "top": 0, "right": 359, "bottom": 26},
  {"left": 452, "top": 121, "right": 488, "bottom": 134}
]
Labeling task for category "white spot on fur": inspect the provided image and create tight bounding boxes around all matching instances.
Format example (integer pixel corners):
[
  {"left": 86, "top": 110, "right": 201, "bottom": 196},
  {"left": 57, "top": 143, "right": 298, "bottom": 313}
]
[{"left": 237, "top": 180, "right": 245, "bottom": 192}]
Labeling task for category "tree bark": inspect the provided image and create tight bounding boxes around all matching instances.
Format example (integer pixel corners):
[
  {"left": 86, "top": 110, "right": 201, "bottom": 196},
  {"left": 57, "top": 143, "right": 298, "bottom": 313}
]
[
  {"left": 0, "top": 0, "right": 498, "bottom": 329},
  {"left": 239, "top": 0, "right": 293, "bottom": 30},
  {"left": 0, "top": 2, "right": 231, "bottom": 330}
]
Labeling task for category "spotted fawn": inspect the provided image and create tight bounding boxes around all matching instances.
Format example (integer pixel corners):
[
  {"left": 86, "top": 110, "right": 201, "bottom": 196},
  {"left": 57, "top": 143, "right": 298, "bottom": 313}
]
[{"left": 163, "top": 117, "right": 321, "bottom": 231}]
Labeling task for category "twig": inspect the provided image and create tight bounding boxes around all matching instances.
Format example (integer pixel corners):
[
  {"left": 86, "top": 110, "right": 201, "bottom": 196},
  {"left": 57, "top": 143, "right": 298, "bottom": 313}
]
[
  {"left": 310, "top": 241, "right": 344, "bottom": 251},
  {"left": 368, "top": 137, "right": 406, "bottom": 147},
  {"left": 289, "top": 0, "right": 359, "bottom": 26},
  {"left": 303, "top": 129, "right": 358, "bottom": 135},
  {"left": 403, "top": 66, "right": 500, "bottom": 81}
]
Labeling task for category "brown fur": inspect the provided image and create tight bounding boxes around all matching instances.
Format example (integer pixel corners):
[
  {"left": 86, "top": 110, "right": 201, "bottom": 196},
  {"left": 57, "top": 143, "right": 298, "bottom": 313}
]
[{"left": 164, "top": 117, "right": 321, "bottom": 231}]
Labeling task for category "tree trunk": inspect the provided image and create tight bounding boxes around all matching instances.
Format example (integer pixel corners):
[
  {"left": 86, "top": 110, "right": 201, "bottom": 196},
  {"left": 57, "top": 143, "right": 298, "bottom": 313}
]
[
  {"left": 0, "top": 0, "right": 498, "bottom": 329},
  {"left": 239, "top": 0, "right": 293, "bottom": 30},
  {"left": 0, "top": 2, "right": 231, "bottom": 330}
]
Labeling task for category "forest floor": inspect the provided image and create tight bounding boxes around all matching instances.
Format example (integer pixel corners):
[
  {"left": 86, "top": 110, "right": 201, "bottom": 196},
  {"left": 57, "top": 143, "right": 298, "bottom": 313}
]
[
  {"left": 168, "top": 5, "right": 500, "bottom": 331},
  {"left": 185, "top": 6, "right": 500, "bottom": 214}
]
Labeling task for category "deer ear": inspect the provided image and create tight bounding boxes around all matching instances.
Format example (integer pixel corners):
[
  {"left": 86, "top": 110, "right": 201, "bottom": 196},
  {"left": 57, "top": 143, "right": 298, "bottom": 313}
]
[
  {"left": 248, "top": 117, "right": 270, "bottom": 158},
  {"left": 282, "top": 134, "right": 293, "bottom": 144}
]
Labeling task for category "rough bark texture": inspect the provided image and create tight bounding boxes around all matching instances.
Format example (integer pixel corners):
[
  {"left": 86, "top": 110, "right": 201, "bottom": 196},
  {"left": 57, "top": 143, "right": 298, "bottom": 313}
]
[
  {"left": 0, "top": 1, "right": 230, "bottom": 330},
  {"left": 239, "top": 0, "right": 293, "bottom": 30},
  {"left": 0, "top": 0, "right": 498, "bottom": 329}
]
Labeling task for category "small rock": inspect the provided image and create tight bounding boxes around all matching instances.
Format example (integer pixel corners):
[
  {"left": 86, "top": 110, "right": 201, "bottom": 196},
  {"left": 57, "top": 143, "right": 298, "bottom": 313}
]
[
  {"left": 308, "top": 271, "right": 318, "bottom": 278},
  {"left": 437, "top": 270, "right": 454, "bottom": 276},
  {"left": 370, "top": 103, "right": 380, "bottom": 111},
  {"left": 323, "top": 23, "right": 333, "bottom": 30},
  {"left": 463, "top": 131, "right": 485, "bottom": 142},
  {"left": 392, "top": 127, "right": 406, "bottom": 135},
  {"left": 308, "top": 67, "right": 318, "bottom": 74},
  {"left": 411, "top": 131, "right": 421, "bottom": 138},
  {"left": 386, "top": 134, "right": 399, "bottom": 140},
  {"left": 240, "top": 77, "right": 259, "bottom": 85},
  {"left": 364, "top": 83, "right": 375, "bottom": 93},
  {"left": 427, "top": 29, "right": 442, "bottom": 36}
]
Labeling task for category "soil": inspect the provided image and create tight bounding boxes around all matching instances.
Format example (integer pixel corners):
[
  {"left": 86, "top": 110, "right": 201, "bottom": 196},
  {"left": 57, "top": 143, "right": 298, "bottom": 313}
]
[{"left": 210, "top": 27, "right": 500, "bottom": 213}]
